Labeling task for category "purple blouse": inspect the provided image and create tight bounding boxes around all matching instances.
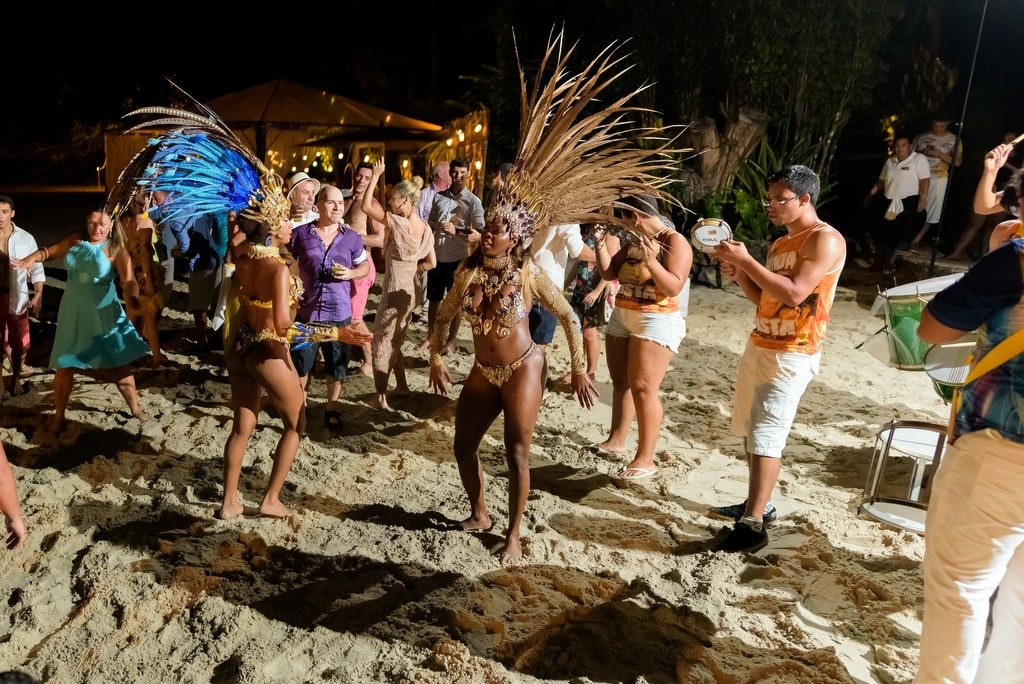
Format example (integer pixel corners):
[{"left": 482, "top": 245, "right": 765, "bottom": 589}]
[{"left": 289, "top": 222, "right": 367, "bottom": 323}]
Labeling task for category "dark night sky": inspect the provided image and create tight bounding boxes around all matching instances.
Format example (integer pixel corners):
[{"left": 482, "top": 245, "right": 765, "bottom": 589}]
[{"left": 3, "top": 2, "right": 1022, "bottom": 182}]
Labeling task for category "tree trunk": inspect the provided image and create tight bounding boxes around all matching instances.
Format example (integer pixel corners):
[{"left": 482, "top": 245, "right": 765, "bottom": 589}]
[
  {"left": 691, "top": 108, "right": 769, "bottom": 193},
  {"left": 691, "top": 116, "right": 720, "bottom": 187}
]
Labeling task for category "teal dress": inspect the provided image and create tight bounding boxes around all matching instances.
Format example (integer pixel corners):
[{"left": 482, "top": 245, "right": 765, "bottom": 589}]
[{"left": 50, "top": 241, "right": 151, "bottom": 369}]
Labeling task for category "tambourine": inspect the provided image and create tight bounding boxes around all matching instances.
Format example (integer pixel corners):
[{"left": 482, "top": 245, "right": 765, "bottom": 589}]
[{"left": 690, "top": 217, "right": 733, "bottom": 254}]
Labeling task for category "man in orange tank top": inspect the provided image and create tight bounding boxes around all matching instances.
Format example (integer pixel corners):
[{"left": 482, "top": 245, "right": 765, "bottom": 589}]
[{"left": 709, "top": 165, "right": 847, "bottom": 552}]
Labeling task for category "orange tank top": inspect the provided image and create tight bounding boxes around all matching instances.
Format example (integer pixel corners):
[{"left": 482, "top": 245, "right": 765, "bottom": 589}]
[
  {"left": 615, "top": 240, "right": 679, "bottom": 313},
  {"left": 750, "top": 223, "right": 844, "bottom": 353}
]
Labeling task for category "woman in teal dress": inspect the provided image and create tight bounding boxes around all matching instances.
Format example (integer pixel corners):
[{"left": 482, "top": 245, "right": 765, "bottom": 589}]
[{"left": 12, "top": 206, "right": 151, "bottom": 432}]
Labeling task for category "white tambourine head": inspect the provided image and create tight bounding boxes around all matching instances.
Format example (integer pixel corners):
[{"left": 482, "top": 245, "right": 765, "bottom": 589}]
[{"left": 690, "top": 218, "right": 733, "bottom": 253}]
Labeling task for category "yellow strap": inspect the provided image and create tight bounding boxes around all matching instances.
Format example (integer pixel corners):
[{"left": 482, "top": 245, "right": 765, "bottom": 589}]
[
  {"left": 964, "top": 327, "right": 1024, "bottom": 385},
  {"left": 947, "top": 327, "right": 1024, "bottom": 442}
]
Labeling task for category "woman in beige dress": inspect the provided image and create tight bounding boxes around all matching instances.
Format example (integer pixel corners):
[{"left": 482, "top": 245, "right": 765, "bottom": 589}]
[{"left": 361, "top": 160, "right": 436, "bottom": 409}]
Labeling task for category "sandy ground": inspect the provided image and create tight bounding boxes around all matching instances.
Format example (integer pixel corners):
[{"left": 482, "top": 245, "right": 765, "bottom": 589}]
[{"left": 0, "top": 275, "right": 949, "bottom": 683}]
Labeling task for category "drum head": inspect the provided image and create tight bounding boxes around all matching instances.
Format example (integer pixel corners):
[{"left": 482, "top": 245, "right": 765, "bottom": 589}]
[
  {"left": 876, "top": 424, "right": 946, "bottom": 461},
  {"left": 861, "top": 500, "right": 926, "bottom": 534},
  {"left": 690, "top": 218, "right": 732, "bottom": 253},
  {"left": 880, "top": 273, "right": 963, "bottom": 300},
  {"left": 923, "top": 333, "right": 977, "bottom": 387}
]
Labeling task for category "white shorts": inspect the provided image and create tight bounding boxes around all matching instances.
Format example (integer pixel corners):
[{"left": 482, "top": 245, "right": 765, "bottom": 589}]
[
  {"left": 606, "top": 306, "right": 685, "bottom": 353},
  {"left": 925, "top": 175, "right": 948, "bottom": 224},
  {"left": 731, "top": 339, "right": 820, "bottom": 458}
]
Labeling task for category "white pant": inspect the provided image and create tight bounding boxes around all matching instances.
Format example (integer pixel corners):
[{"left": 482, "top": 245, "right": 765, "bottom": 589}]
[
  {"left": 916, "top": 429, "right": 1024, "bottom": 683},
  {"left": 925, "top": 175, "right": 948, "bottom": 224}
]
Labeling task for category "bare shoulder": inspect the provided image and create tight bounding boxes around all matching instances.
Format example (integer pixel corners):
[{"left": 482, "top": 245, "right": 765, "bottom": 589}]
[
  {"left": 805, "top": 224, "right": 846, "bottom": 255},
  {"left": 810, "top": 228, "right": 846, "bottom": 275}
]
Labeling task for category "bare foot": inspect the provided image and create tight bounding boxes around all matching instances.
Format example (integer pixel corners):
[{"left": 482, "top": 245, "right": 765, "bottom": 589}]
[
  {"left": 589, "top": 440, "right": 626, "bottom": 456},
  {"left": 417, "top": 338, "right": 431, "bottom": 351},
  {"left": 369, "top": 394, "right": 390, "bottom": 410},
  {"left": 48, "top": 418, "right": 65, "bottom": 435},
  {"left": 392, "top": 387, "right": 411, "bottom": 399},
  {"left": 132, "top": 409, "right": 152, "bottom": 422},
  {"left": 554, "top": 372, "right": 572, "bottom": 384},
  {"left": 216, "top": 500, "right": 245, "bottom": 520},
  {"left": 358, "top": 362, "right": 373, "bottom": 378},
  {"left": 459, "top": 515, "right": 493, "bottom": 532},
  {"left": 148, "top": 353, "right": 168, "bottom": 367},
  {"left": 443, "top": 341, "right": 456, "bottom": 356},
  {"left": 259, "top": 500, "right": 294, "bottom": 518},
  {"left": 497, "top": 535, "right": 523, "bottom": 565}
]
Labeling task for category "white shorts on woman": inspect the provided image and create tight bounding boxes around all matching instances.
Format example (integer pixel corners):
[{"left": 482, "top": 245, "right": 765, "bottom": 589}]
[{"left": 605, "top": 306, "right": 685, "bottom": 353}]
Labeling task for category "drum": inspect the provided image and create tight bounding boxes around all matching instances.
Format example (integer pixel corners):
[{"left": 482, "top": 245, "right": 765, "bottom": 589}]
[
  {"left": 861, "top": 420, "right": 947, "bottom": 534},
  {"left": 874, "top": 274, "right": 963, "bottom": 370},
  {"left": 690, "top": 217, "right": 732, "bottom": 254},
  {"left": 923, "top": 333, "right": 977, "bottom": 403}
]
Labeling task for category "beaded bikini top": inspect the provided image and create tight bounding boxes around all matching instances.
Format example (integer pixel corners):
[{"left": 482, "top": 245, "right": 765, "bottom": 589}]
[{"left": 461, "top": 253, "right": 528, "bottom": 337}]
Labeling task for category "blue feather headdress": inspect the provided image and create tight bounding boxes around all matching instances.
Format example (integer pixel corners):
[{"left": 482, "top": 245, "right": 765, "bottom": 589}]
[{"left": 107, "top": 83, "right": 290, "bottom": 231}]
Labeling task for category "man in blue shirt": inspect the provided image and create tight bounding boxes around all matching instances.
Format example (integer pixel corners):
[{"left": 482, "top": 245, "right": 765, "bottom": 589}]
[{"left": 916, "top": 198, "right": 1024, "bottom": 682}]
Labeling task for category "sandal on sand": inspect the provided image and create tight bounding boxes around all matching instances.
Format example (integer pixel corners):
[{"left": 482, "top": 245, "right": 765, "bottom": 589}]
[
  {"left": 324, "top": 409, "right": 344, "bottom": 433},
  {"left": 613, "top": 466, "right": 658, "bottom": 481}
]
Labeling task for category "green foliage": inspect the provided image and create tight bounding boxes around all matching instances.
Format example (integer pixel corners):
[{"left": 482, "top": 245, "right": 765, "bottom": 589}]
[{"left": 696, "top": 135, "right": 837, "bottom": 242}]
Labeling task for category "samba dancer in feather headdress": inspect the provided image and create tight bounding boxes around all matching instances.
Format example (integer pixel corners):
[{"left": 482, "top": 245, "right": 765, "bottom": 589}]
[
  {"left": 114, "top": 89, "right": 371, "bottom": 518},
  {"left": 427, "top": 32, "right": 684, "bottom": 562}
]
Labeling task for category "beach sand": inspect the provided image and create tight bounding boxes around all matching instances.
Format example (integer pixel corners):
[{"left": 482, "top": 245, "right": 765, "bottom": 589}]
[{"left": 0, "top": 276, "right": 947, "bottom": 683}]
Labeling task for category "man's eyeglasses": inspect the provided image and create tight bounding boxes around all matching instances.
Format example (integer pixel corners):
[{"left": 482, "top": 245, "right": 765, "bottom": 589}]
[{"left": 761, "top": 194, "right": 804, "bottom": 209}]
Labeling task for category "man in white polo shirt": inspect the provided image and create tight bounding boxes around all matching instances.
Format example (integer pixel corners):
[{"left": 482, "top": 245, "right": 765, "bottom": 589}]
[
  {"left": 529, "top": 223, "right": 595, "bottom": 379},
  {"left": 863, "top": 136, "right": 930, "bottom": 273}
]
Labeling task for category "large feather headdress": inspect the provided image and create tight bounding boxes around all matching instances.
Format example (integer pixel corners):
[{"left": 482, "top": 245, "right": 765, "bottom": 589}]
[
  {"left": 107, "top": 82, "right": 290, "bottom": 231},
  {"left": 493, "top": 31, "right": 685, "bottom": 249}
]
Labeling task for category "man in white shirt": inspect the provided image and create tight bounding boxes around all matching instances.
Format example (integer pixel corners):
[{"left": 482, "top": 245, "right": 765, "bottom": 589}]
[
  {"left": 412, "top": 161, "right": 451, "bottom": 321},
  {"left": 417, "top": 161, "right": 450, "bottom": 221},
  {"left": 286, "top": 172, "right": 321, "bottom": 227},
  {"left": 911, "top": 115, "right": 963, "bottom": 245},
  {"left": 425, "top": 159, "right": 484, "bottom": 353},
  {"left": 0, "top": 195, "right": 44, "bottom": 395},
  {"left": 863, "top": 137, "right": 930, "bottom": 272},
  {"left": 529, "top": 223, "right": 595, "bottom": 358}
]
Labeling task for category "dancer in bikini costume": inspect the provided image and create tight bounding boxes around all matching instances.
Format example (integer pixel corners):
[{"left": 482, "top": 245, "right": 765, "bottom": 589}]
[
  {"left": 109, "top": 87, "right": 370, "bottom": 518},
  {"left": 428, "top": 32, "right": 683, "bottom": 562}
]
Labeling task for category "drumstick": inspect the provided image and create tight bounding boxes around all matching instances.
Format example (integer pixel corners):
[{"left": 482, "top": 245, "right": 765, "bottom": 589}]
[{"left": 1013, "top": 132, "right": 1024, "bottom": 145}]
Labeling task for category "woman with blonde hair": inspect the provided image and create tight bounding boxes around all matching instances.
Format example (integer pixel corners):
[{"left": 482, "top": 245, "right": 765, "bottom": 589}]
[
  {"left": 361, "top": 161, "right": 436, "bottom": 409},
  {"left": 12, "top": 206, "right": 151, "bottom": 432}
]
